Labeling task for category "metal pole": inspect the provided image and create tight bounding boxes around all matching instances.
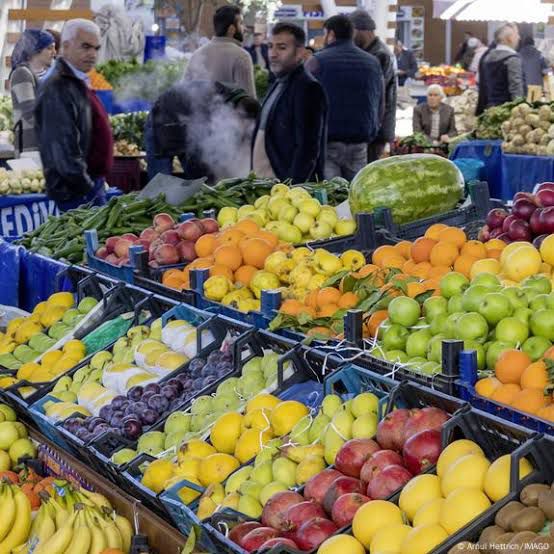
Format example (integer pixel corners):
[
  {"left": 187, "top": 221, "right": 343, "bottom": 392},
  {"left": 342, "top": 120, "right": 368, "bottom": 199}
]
[{"left": 445, "top": 19, "right": 452, "bottom": 65}]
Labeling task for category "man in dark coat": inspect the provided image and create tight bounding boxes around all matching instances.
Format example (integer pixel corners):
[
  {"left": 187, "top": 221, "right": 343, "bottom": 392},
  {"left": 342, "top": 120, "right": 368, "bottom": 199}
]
[
  {"left": 394, "top": 39, "right": 418, "bottom": 86},
  {"left": 252, "top": 22, "right": 327, "bottom": 183},
  {"left": 246, "top": 33, "right": 270, "bottom": 70},
  {"left": 306, "top": 15, "right": 384, "bottom": 180},
  {"left": 350, "top": 9, "right": 397, "bottom": 162}
]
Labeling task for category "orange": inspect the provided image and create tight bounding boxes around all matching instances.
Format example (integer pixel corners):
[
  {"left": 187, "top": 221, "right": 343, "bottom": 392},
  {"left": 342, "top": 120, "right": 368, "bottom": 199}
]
[
  {"left": 356, "top": 264, "right": 380, "bottom": 278},
  {"left": 487, "top": 249, "right": 502, "bottom": 260},
  {"left": 253, "top": 230, "right": 279, "bottom": 248},
  {"left": 475, "top": 377, "right": 501, "bottom": 398},
  {"left": 100, "top": 550, "right": 125, "bottom": 554},
  {"left": 381, "top": 255, "right": 406, "bottom": 270},
  {"left": 316, "top": 287, "right": 342, "bottom": 308},
  {"left": 195, "top": 234, "right": 218, "bottom": 258},
  {"left": 485, "top": 239, "right": 506, "bottom": 252},
  {"left": 425, "top": 223, "right": 448, "bottom": 241},
  {"left": 511, "top": 388, "right": 550, "bottom": 415},
  {"left": 234, "top": 265, "right": 258, "bottom": 286},
  {"left": 429, "top": 241, "right": 459, "bottom": 267},
  {"left": 162, "top": 272, "right": 186, "bottom": 290},
  {"left": 453, "top": 254, "right": 479, "bottom": 278},
  {"left": 162, "top": 268, "right": 183, "bottom": 281},
  {"left": 402, "top": 259, "right": 417, "bottom": 275},
  {"left": 495, "top": 350, "right": 532, "bottom": 384},
  {"left": 373, "top": 245, "right": 398, "bottom": 267},
  {"left": 461, "top": 240, "right": 487, "bottom": 259},
  {"left": 438, "top": 226, "right": 467, "bottom": 248},
  {"left": 298, "top": 305, "right": 316, "bottom": 318},
  {"left": 319, "top": 303, "right": 340, "bottom": 317},
  {"left": 188, "top": 257, "right": 214, "bottom": 270},
  {"left": 537, "top": 405, "right": 554, "bottom": 422},
  {"left": 411, "top": 262, "right": 432, "bottom": 279},
  {"left": 410, "top": 237, "right": 438, "bottom": 263},
  {"left": 427, "top": 265, "right": 450, "bottom": 279},
  {"left": 365, "top": 310, "right": 389, "bottom": 338},
  {"left": 240, "top": 238, "right": 273, "bottom": 269},
  {"left": 280, "top": 299, "right": 306, "bottom": 316},
  {"left": 338, "top": 292, "right": 359, "bottom": 309},
  {"left": 234, "top": 219, "right": 259, "bottom": 235},
  {"left": 423, "top": 278, "right": 440, "bottom": 293},
  {"left": 394, "top": 241, "right": 412, "bottom": 258},
  {"left": 210, "top": 264, "right": 234, "bottom": 280},
  {"left": 491, "top": 383, "right": 521, "bottom": 405},
  {"left": 218, "top": 228, "right": 245, "bottom": 246},
  {"left": 520, "top": 361, "right": 549, "bottom": 390},
  {"left": 407, "top": 282, "right": 426, "bottom": 298},
  {"left": 214, "top": 245, "right": 242, "bottom": 271},
  {"left": 305, "top": 290, "right": 319, "bottom": 309}
]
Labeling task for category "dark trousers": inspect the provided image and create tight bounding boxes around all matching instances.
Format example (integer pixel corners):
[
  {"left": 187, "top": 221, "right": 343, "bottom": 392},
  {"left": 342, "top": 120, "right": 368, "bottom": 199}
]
[{"left": 56, "top": 178, "right": 107, "bottom": 212}]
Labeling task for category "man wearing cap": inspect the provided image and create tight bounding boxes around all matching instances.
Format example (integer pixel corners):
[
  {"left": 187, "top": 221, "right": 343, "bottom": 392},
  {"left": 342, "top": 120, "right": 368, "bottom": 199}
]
[{"left": 350, "top": 9, "right": 397, "bottom": 162}]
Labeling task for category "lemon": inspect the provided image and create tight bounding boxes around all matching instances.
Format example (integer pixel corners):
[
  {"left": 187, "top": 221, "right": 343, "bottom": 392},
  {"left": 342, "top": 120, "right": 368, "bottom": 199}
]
[
  {"left": 210, "top": 412, "right": 243, "bottom": 454},
  {"left": 46, "top": 292, "right": 74, "bottom": 309},
  {"left": 246, "top": 393, "right": 280, "bottom": 414},
  {"left": 63, "top": 340, "right": 86, "bottom": 355},
  {"left": 17, "top": 362, "right": 41, "bottom": 381},
  {"left": 42, "top": 350, "right": 63, "bottom": 370},
  {"left": 270, "top": 400, "right": 309, "bottom": 436},
  {"left": 198, "top": 453, "right": 239, "bottom": 486},
  {"left": 141, "top": 459, "right": 175, "bottom": 494}
]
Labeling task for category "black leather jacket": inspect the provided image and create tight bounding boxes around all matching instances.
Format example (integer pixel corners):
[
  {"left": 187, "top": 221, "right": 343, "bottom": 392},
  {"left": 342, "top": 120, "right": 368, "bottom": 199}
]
[{"left": 35, "top": 58, "right": 95, "bottom": 202}]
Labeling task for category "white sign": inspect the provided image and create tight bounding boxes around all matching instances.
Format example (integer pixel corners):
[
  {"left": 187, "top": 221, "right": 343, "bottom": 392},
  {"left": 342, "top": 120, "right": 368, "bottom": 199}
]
[
  {"left": 274, "top": 4, "right": 302, "bottom": 18},
  {"left": 0, "top": 200, "right": 59, "bottom": 238}
]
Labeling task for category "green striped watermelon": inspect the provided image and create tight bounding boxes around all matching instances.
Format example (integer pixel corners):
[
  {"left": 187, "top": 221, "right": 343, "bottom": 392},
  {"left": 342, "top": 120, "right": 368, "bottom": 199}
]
[{"left": 349, "top": 154, "right": 464, "bottom": 224}]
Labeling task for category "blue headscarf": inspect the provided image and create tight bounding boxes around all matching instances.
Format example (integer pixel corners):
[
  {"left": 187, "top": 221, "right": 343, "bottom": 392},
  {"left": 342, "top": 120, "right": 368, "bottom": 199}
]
[{"left": 11, "top": 29, "right": 55, "bottom": 69}]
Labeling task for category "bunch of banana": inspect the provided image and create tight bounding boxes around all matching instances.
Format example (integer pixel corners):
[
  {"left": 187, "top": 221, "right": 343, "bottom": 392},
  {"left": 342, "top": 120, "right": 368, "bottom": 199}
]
[{"left": 0, "top": 482, "right": 32, "bottom": 553}]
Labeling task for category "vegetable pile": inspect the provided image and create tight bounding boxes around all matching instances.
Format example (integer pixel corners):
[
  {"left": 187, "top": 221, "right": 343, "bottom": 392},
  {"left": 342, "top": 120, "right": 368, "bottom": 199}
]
[
  {"left": 445, "top": 89, "right": 478, "bottom": 134},
  {"left": 0, "top": 169, "right": 45, "bottom": 195},
  {"left": 501, "top": 103, "right": 554, "bottom": 156},
  {"left": 474, "top": 99, "right": 524, "bottom": 139},
  {"left": 109, "top": 111, "right": 148, "bottom": 148},
  {"left": 0, "top": 96, "right": 12, "bottom": 133},
  {"left": 390, "top": 134, "right": 448, "bottom": 157}
]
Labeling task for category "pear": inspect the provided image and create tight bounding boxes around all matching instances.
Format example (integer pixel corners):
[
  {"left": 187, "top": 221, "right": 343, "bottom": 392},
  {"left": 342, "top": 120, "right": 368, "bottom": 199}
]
[
  {"left": 224, "top": 466, "right": 253, "bottom": 495},
  {"left": 352, "top": 413, "right": 378, "bottom": 439},
  {"left": 251, "top": 460, "right": 273, "bottom": 486},
  {"left": 331, "top": 407, "right": 354, "bottom": 440},
  {"left": 238, "top": 494, "right": 263, "bottom": 518},
  {"left": 272, "top": 457, "right": 297, "bottom": 488},
  {"left": 290, "top": 415, "right": 311, "bottom": 446},
  {"left": 259, "top": 481, "right": 288, "bottom": 506},
  {"left": 239, "top": 480, "right": 263, "bottom": 501},
  {"left": 321, "top": 394, "right": 342, "bottom": 418},
  {"left": 323, "top": 426, "right": 345, "bottom": 465},
  {"left": 196, "top": 496, "right": 217, "bottom": 520},
  {"left": 308, "top": 413, "right": 330, "bottom": 443},
  {"left": 208, "top": 483, "right": 225, "bottom": 504},
  {"left": 220, "top": 492, "right": 240, "bottom": 510},
  {"left": 296, "top": 455, "right": 326, "bottom": 485}
]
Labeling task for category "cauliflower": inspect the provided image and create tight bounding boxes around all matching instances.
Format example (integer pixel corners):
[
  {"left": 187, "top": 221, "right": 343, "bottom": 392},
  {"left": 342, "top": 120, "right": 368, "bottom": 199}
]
[
  {"left": 547, "top": 139, "right": 554, "bottom": 156},
  {"left": 512, "top": 134, "right": 525, "bottom": 146},
  {"left": 539, "top": 105, "right": 551, "bottom": 121},
  {"left": 540, "top": 133, "right": 550, "bottom": 146},
  {"left": 526, "top": 113, "right": 540, "bottom": 128},
  {"left": 537, "top": 145, "right": 548, "bottom": 156},
  {"left": 512, "top": 117, "right": 525, "bottom": 128},
  {"left": 519, "top": 124, "right": 532, "bottom": 137}
]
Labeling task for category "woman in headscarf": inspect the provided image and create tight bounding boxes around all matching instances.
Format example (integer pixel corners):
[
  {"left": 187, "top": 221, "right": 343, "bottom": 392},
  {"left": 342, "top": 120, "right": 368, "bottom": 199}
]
[{"left": 9, "top": 29, "right": 55, "bottom": 157}]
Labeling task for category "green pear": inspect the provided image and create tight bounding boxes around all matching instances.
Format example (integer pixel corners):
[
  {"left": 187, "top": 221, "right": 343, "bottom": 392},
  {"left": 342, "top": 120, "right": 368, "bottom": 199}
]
[
  {"left": 238, "top": 494, "right": 263, "bottom": 518},
  {"left": 350, "top": 392, "right": 379, "bottom": 417},
  {"left": 290, "top": 415, "right": 311, "bottom": 446},
  {"left": 331, "top": 408, "right": 354, "bottom": 440},
  {"left": 259, "top": 481, "right": 288, "bottom": 506},
  {"left": 352, "top": 413, "right": 378, "bottom": 439},
  {"left": 251, "top": 460, "right": 273, "bottom": 485},
  {"left": 296, "top": 455, "right": 326, "bottom": 485},
  {"left": 323, "top": 426, "right": 345, "bottom": 465},
  {"left": 309, "top": 413, "right": 330, "bottom": 443},
  {"left": 224, "top": 466, "right": 252, "bottom": 495},
  {"left": 272, "top": 457, "right": 297, "bottom": 488},
  {"left": 239, "top": 480, "right": 263, "bottom": 501},
  {"left": 321, "top": 394, "right": 342, "bottom": 418}
]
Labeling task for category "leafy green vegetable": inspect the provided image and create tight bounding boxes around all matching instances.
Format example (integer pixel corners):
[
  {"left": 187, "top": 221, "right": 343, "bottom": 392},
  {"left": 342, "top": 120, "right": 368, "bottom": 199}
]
[
  {"left": 254, "top": 65, "right": 270, "bottom": 100},
  {"left": 110, "top": 111, "right": 148, "bottom": 147},
  {"left": 475, "top": 99, "right": 525, "bottom": 139}
]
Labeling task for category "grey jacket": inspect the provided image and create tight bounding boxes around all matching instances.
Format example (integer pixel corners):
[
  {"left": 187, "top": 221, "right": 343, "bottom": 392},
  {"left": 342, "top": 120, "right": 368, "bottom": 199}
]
[
  {"left": 413, "top": 103, "right": 457, "bottom": 140},
  {"left": 9, "top": 64, "right": 39, "bottom": 155},
  {"left": 519, "top": 44, "right": 548, "bottom": 87},
  {"left": 480, "top": 47, "right": 524, "bottom": 107}
]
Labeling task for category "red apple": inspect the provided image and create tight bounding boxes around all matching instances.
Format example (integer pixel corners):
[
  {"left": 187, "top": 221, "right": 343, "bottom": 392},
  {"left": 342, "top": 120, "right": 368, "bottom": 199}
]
[
  {"left": 177, "top": 240, "right": 197, "bottom": 262},
  {"left": 360, "top": 449, "right": 404, "bottom": 484},
  {"left": 284, "top": 501, "right": 326, "bottom": 532},
  {"left": 489, "top": 226, "right": 505, "bottom": 239},
  {"left": 533, "top": 234, "right": 549, "bottom": 249},
  {"left": 537, "top": 182, "right": 554, "bottom": 193},
  {"left": 486, "top": 208, "right": 509, "bottom": 229},
  {"left": 502, "top": 214, "right": 518, "bottom": 233},
  {"left": 228, "top": 522, "right": 262, "bottom": 545},
  {"left": 331, "top": 493, "right": 370, "bottom": 527},
  {"left": 403, "top": 428, "right": 442, "bottom": 475},
  {"left": 120, "top": 232, "right": 138, "bottom": 242},
  {"left": 240, "top": 527, "right": 279, "bottom": 552},
  {"left": 508, "top": 219, "right": 532, "bottom": 242},
  {"left": 529, "top": 209, "right": 544, "bottom": 236},
  {"left": 105, "top": 253, "right": 119, "bottom": 265},
  {"left": 304, "top": 469, "right": 342, "bottom": 504},
  {"left": 95, "top": 246, "right": 108, "bottom": 259},
  {"left": 135, "top": 238, "right": 151, "bottom": 252},
  {"left": 294, "top": 518, "right": 338, "bottom": 551},
  {"left": 403, "top": 407, "right": 448, "bottom": 442},
  {"left": 154, "top": 244, "right": 179, "bottom": 265},
  {"left": 334, "top": 439, "right": 380, "bottom": 478},
  {"left": 367, "top": 464, "right": 413, "bottom": 499},
  {"left": 497, "top": 232, "right": 511, "bottom": 243},
  {"left": 139, "top": 227, "right": 159, "bottom": 242},
  {"left": 512, "top": 199, "right": 537, "bottom": 221},
  {"left": 261, "top": 491, "right": 304, "bottom": 531},
  {"left": 513, "top": 191, "right": 536, "bottom": 204},
  {"left": 376, "top": 409, "right": 411, "bottom": 451},
  {"left": 539, "top": 207, "right": 554, "bottom": 234},
  {"left": 322, "top": 476, "right": 364, "bottom": 515}
]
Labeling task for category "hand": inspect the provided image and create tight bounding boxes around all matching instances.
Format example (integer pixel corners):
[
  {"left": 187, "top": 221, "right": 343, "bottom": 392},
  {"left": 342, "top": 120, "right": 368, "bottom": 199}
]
[
  {"left": 440, "top": 134, "right": 450, "bottom": 144},
  {"left": 398, "top": 69, "right": 406, "bottom": 75}
]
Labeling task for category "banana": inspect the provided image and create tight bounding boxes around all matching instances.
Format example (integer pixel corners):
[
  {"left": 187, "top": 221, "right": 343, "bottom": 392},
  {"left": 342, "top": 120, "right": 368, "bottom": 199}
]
[
  {"left": 0, "top": 486, "right": 16, "bottom": 542},
  {"left": 114, "top": 514, "right": 132, "bottom": 553},
  {"left": 87, "top": 524, "right": 107, "bottom": 554},
  {"left": 62, "top": 526, "right": 91, "bottom": 554},
  {"left": 100, "top": 519, "right": 123, "bottom": 550},
  {"left": 32, "top": 510, "right": 56, "bottom": 545},
  {"left": 0, "top": 488, "right": 32, "bottom": 553},
  {"left": 34, "top": 511, "right": 77, "bottom": 554},
  {"left": 11, "top": 543, "right": 28, "bottom": 554},
  {"left": 78, "top": 489, "right": 112, "bottom": 511}
]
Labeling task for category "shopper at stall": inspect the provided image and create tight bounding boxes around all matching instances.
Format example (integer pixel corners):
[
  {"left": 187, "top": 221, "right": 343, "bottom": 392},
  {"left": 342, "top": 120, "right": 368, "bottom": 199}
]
[
  {"left": 185, "top": 5, "right": 256, "bottom": 98},
  {"left": 519, "top": 36, "right": 549, "bottom": 90},
  {"left": 350, "top": 9, "right": 397, "bottom": 162},
  {"left": 305, "top": 15, "right": 383, "bottom": 180},
  {"left": 252, "top": 22, "right": 327, "bottom": 182},
  {"left": 246, "top": 33, "right": 270, "bottom": 71},
  {"left": 35, "top": 19, "right": 112, "bottom": 211},
  {"left": 394, "top": 39, "right": 418, "bottom": 86},
  {"left": 477, "top": 23, "right": 524, "bottom": 112},
  {"left": 468, "top": 37, "right": 488, "bottom": 75},
  {"left": 9, "top": 29, "right": 55, "bottom": 157},
  {"left": 454, "top": 31, "right": 475, "bottom": 69},
  {"left": 413, "top": 84, "right": 457, "bottom": 144},
  {"left": 145, "top": 80, "right": 260, "bottom": 182}
]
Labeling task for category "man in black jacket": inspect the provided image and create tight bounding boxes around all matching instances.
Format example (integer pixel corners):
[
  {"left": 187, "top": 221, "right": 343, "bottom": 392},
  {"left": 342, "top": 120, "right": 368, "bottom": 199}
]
[
  {"left": 246, "top": 33, "right": 270, "bottom": 70},
  {"left": 350, "top": 10, "right": 397, "bottom": 162},
  {"left": 252, "top": 22, "right": 327, "bottom": 183},
  {"left": 35, "top": 19, "right": 112, "bottom": 211}
]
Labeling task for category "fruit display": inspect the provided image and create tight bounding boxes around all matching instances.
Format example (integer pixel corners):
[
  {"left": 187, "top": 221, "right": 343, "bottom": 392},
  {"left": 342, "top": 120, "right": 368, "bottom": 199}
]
[
  {"left": 349, "top": 155, "right": 464, "bottom": 225},
  {"left": 94, "top": 212, "right": 220, "bottom": 268},
  {"left": 109, "top": 111, "right": 148, "bottom": 150},
  {"left": 448, "top": 481, "right": 554, "bottom": 552},
  {"left": 474, "top": 99, "right": 523, "bottom": 140},
  {"left": 87, "top": 68, "right": 113, "bottom": 90},
  {"left": 501, "top": 102, "right": 554, "bottom": 156},
  {"left": 0, "top": 95, "right": 12, "bottom": 134},
  {"left": 0, "top": 293, "right": 98, "bottom": 372},
  {"left": 479, "top": 183, "right": 554, "bottom": 246},
  {"left": 390, "top": 134, "right": 448, "bottom": 157},
  {"left": 113, "top": 140, "right": 142, "bottom": 157},
  {"left": 216, "top": 183, "right": 356, "bottom": 244},
  {"left": 0, "top": 168, "right": 45, "bottom": 195}
]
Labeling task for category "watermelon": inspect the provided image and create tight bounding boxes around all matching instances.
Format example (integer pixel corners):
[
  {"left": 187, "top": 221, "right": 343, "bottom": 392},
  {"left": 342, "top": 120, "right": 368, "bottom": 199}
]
[{"left": 349, "top": 154, "right": 464, "bottom": 225}]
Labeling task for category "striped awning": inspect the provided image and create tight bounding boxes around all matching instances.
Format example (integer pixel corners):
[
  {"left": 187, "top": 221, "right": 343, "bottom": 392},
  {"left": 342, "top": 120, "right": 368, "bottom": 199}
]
[{"left": 440, "top": 0, "right": 553, "bottom": 23}]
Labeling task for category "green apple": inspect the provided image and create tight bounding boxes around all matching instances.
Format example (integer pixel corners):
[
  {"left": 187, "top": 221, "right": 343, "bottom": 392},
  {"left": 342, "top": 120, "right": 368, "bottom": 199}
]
[
  {"left": 457, "top": 312, "right": 489, "bottom": 342},
  {"left": 462, "top": 285, "right": 491, "bottom": 313},
  {"left": 478, "top": 293, "right": 513, "bottom": 326},
  {"left": 254, "top": 195, "right": 270, "bottom": 209},
  {"left": 298, "top": 198, "right": 321, "bottom": 218},
  {"left": 501, "top": 287, "right": 528, "bottom": 310},
  {"left": 268, "top": 197, "right": 291, "bottom": 219},
  {"left": 309, "top": 221, "right": 333, "bottom": 240},
  {"left": 317, "top": 210, "right": 338, "bottom": 228},
  {"left": 423, "top": 296, "right": 448, "bottom": 323},
  {"left": 464, "top": 340, "right": 486, "bottom": 370},
  {"left": 406, "top": 329, "right": 433, "bottom": 358},
  {"left": 530, "top": 294, "right": 550, "bottom": 311},
  {"left": 420, "top": 361, "right": 441, "bottom": 375},
  {"left": 275, "top": 222, "right": 302, "bottom": 243},
  {"left": 547, "top": 293, "right": 554, "bottom": 309},
  {"left": 495, "top": 317, "right": 529, "bottom": 344},
  {"left": 514, "top": 307, "right": 533, "bottom": 325},
  {"left": 486, "top": 341, "right": 515, "bottom": 370},
  {"left": 293, "top": 212, "right": 315, "bottom": 234},
  {"left": 335, "top": 219, "right": 357, "bottom": 236},
  {"left": 384, "top": 350, "right": 409, "bottom": 363},
  {"left": 427, "top": 335, "right": 444, "bottom": 363},
  {"left": 440, "top": 272, "right": 469, "bottom": 299},
  {"left": 271, "top": 183, "right": 290, "bottom": 196},
  {"left": 388, "top": 297, "right": 421, "bottom": 327},
  {"left": 445, "top": 313, "right": 463, "bottom": 339},
  {"left": 405, "top": 357, "right": 428, "bottom": 372},
  {"left": 278, "top": 205, "right": 299, "bottom": 223},
  {"left": 237, "top": 205, "right": 256, "bottom": 219},
  {"left": 521, "top": 275, "right": 552, "bottom": 294},
  {"left": 430, "top": 313, "right": 449, "bottom": 336},
  {"left": 522, "top": 288, "right": 542, "bottom": 304},
  {"left": 448, "top": 294, "right": 464, "bottom": 314},
  {"left": 471, "top": 273, "right": 501, "bottom": 289},
  {"left": 522, "top": 336, "right": 552, "bottom": 361},
  {"left": 217, "top": 206, "right": 238, "bottom": 226},
  {"left": 382, "top": 324, "right": 410, "bottom": 351},
  {"left": 530, "top": 309, "right": 554, "bottom": 341},
  {"left": 250, "top": 210, "right": 268, "bottom": 227}
]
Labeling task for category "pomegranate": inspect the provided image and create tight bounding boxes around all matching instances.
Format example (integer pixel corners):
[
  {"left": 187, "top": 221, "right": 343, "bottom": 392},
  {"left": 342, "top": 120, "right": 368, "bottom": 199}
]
[
  {"left": 403, "top": 407, "right": 448, "bottom": 442},
  {"left": 120, "top": 233, "right": 138, "bottom": 242},
  {"left": 105, "top": 236, "right": 120, "bottom": 253},
  {"left": 367, "top": 464, "right": 412, "bottom": 499},
  {"left": 258, "top": 537, "right": 299, "bottom": 550},
  {"left": 402, "top": 428, "right": 442, "bottom": 475},
  {"left": 360, "top": 449, "right": 404, "bottom": 484},
  {"left": 294, "top": 518, "right": 338, "bottom": 551},
  {"left": 497, "top": 232, "right": 511, "bottom": 243},
  {"left": 177, "top": 240, "right": 197, "bottom": 262},
  {"left": 322, "top": 476, "right": 364, "bottom": 515},
  {"left": 477, "top": 225, "right": 490, "bottom": 242},
  {"left": 512, "top": 198, "right": 537, "bottom": 221},
  {"left": 539, "top": 207, "right": 554, "bottom": 234},
  {"left": 530, "top": 209, "right": 544, "bottom": 236},
  {"left": 177, "top": 220, "right": 204, "bottom": 242},
  {"left": 331, "top": 493, "right": 370, "bottom": 527},
  {"left": 489, "top": 227, "right": 505, "bottom": 239},
  {"left": 334, "top": 438, "right": 380, "bottom": 478},
  {"left": 105, "top": 253, "right": 119, "bottom": 265},
  {"left": 228, "top": 522, "right": 262, "bottom": 545},
  {"left": 95, "top": 246, "right": 108, "bottom": 259},
  {"left": 139, "top": 227, "right": 159, "bottom": 242},
  {"left": 537, "top": 188, "right": 554, "bottom": 207},
  {"left": 200, "top": 218, "right": 219, "bottom": 233},
  {"left": 160, "top": 229, "right": 181, "bottom": 246},
  {"left": 240, "top": 527, "right": 279, "bottom": 552},
  {"left": 485, "top": 208, "right": 509, "bottom": 229},
  {"left": 114, "top": 238, "right": 133, "bottom": 258},
  {"left": 502, "top": 214, "right": 518, "bottom": 233},
  {"left": 284, "top": 501, "right": 326, "bottom": 532},
  {"left": 376, "top": 408, "right": 411, "bottom": 451},
  {"left": 261, "top": 491, "right": 304, "bottom": 531},
  {"left": 154, "top": 244, "right": 180, "bottom": 265},
  {"left": 508, "top": 219, "right": 532, "bottom": 242},
  {"left": 153, "top": 213, "right": 175, "bottom": 233},
  {"left": 135, "top": 239, "right": 151, "bottom": 252},
  {"left": 303, "top": 469, "right": 342, "bottom": 504}
]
